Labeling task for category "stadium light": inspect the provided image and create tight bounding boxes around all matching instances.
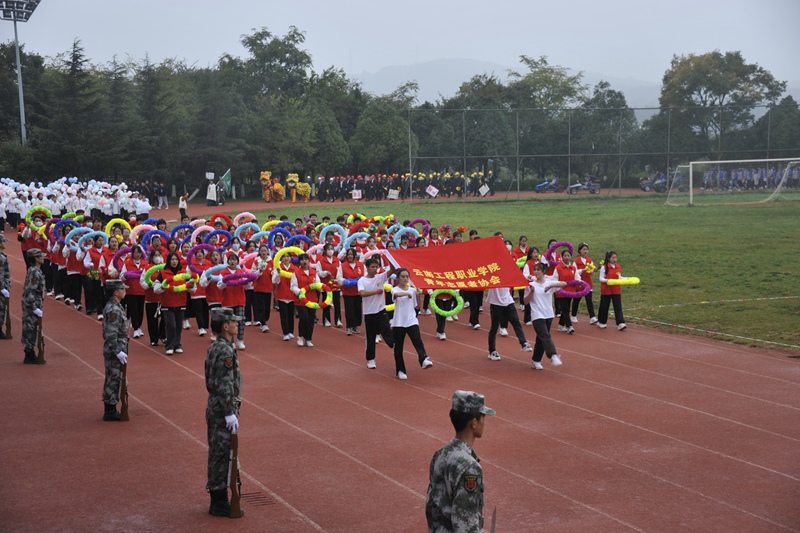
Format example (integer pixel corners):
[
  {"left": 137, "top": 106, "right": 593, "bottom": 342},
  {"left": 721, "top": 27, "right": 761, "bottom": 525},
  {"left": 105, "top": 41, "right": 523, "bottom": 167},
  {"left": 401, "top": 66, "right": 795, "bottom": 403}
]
[{"left": 1, "top": 0, "right": 42, "bottom": 146}]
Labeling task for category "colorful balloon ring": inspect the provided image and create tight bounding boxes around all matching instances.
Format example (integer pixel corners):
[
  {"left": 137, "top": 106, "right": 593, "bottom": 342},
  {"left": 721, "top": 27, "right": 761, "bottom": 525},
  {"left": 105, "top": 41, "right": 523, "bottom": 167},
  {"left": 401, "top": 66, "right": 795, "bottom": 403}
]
[
  {"left": 248, "top": 230, "right": 271, "bottom": 245},
  {"left": 188, "top": 244, "right": 216, "bottom": 274},
  {"left": 545, "top": 241, "right": 574, "bottom": 265},
  {"left": 142, "top": 229, "right": 170, "bottom": 255},
  {"left": 170, "top": 223, "right": 195, "bottom": 241},
  {"left": 233, "top": 212, "right": 256, "bottom": 226},
  {"left": 408, "top": 218, "right": 431, "bottom": 237},
  {"left": 130, "top": 224, "right": 156, "bottom": 245},
  {"left": 203, "top": 229, "right": 233, "bottom": 253},
  {"left": 556, "top": 279, "right": 591, "bottom": 298},
  {"left": 319, "top": 223, "right": 347, "bottom": 251},
  {"left": 203, "top": 264, "right": 228, "bottom": 283},
  {"left": 222, "top": 271, "right": 258, "bottom": 287},
  {"left": 273, "top": 246, "right": 305, "bottom": 278},
  {"left": 77, "top": 230, "right": 108, "bottom": 252},
  {"left": 142, "top": 263, "right": 166, "bottom": 288},
  {"left": 393, "top": 226, "right": 420, "bottom": 247},
  {"left": 209, "top": 213, "right": 233, "bottom": 228},
  {"left": 346, "top": 212, "right": 367, "bottom": 225},
  {"left": 430, "top": 290, "right": 464, "bottom": 317},
  {"left": 66, "top": 227, "right": 92, "bottom": 252},
  {"left": 190, "top": 218, "right": 207, "bottom": 228},
  {"left": 54, "top": 219, "right": 80, "bottom": 246},
  {"left": 344, "top": 232, "right": 370, "bottom": 249},
  {"left": 234, "top": 222, "right": 260, "bottom": 243},
  {"left": 268, "top": 227, "right": 292, "bottom": 250},
  {"left": 607, "top": 277, "right": 640, "bottom": 286},
  {"left": 112, "top": 247, "right": 131, "bottom": 271},
  {"left": 104, "top": 217, "right": 132, "bottom": 238},
  {"left": 297, "top": 282, "right": 332, "bottom": 309},
  {"left": 25, "top": 206, "right": 51, "bottom": 228},
  {"left": 162, "top": 272, "right": 200, "bottom": 292},
  {"left": 261, "top": 220, "right": 280, "bottom": 232},
  {"left": 286, "top": 234, "right": 311, "bottom": 248}
]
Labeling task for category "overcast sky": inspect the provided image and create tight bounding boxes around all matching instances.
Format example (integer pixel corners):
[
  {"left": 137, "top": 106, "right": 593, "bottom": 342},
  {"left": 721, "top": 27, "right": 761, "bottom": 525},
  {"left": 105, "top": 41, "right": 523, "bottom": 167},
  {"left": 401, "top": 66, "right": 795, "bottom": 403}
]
[{"left": 3, "top": 0, "right": 798, "bottom": 93}]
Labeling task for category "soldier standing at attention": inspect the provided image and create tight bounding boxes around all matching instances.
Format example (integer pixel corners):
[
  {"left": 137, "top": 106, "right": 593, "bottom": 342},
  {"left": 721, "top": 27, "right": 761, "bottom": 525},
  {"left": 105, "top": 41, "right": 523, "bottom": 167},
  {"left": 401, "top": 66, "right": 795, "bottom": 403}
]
[
  {"left": 21, "top": 249, "right": 45, "bottom": 364},
  {"left": 102, "top": 279, "right": 129, "bottom": 421},
  {"left": 426, "top": 390, "right": 495, "bottom": 533},
  {"left": 205, "top": 307, "right": 243, "bottom": 517},
  {"left": 0, "top": 235, "right": 10, "bottom": 339}
]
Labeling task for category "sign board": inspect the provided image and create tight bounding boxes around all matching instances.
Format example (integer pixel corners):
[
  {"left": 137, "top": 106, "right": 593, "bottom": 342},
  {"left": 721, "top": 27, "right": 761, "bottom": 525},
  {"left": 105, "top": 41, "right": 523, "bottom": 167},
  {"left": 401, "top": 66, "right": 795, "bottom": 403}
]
[
  {"left": 352, "top": 189, "right": 362, "bottom": 200},
  {"left": 387, "top": 189, "right": 399, "bottom": 200},
  {"left": 426, "top": 185, "right": 439, "bottom": 198},
  {"left": 479, "top": 184, "right": 490, "bottom": 196}
]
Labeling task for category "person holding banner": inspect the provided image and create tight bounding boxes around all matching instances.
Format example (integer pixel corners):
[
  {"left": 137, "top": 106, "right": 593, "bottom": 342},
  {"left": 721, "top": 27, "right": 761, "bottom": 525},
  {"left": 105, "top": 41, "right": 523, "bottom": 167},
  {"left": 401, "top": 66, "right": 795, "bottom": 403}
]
[
  {"left": 390, "top": 268, "right": 433, "bottom": 379},
  {"left": 358, "top": 257, "right": 395, "bottom": 369}
]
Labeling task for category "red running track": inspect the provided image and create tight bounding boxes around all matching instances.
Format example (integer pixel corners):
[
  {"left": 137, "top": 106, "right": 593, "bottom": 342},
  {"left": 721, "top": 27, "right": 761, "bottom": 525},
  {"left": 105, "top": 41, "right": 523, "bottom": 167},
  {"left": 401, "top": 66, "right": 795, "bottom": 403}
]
[{"left": 0, "top": 232, "right": 798, "bottom": 532}]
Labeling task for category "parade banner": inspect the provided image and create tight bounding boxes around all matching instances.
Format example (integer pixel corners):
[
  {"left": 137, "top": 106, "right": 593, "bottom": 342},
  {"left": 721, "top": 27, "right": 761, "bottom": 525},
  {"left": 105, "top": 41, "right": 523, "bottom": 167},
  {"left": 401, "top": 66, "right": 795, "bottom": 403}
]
[
  {"left": 387, "top": 236, "right": 528, "bottom": 290},
  {"left": 220, "top": 168, "right": 232, "bottom": 195}
]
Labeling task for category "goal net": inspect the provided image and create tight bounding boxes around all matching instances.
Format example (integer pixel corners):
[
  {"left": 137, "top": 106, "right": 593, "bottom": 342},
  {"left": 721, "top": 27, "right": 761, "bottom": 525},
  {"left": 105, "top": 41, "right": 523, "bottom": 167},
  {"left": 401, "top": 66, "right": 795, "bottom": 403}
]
[{"left": 665, "top": 157, "right": 800, "bottom": 206}]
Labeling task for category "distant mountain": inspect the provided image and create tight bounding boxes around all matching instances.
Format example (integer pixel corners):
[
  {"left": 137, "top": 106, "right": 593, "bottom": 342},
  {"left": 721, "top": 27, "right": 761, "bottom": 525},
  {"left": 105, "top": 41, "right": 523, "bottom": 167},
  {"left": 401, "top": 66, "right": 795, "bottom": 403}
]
[{"left": 354, "top": 59, "right": 799, "bottom": 118}]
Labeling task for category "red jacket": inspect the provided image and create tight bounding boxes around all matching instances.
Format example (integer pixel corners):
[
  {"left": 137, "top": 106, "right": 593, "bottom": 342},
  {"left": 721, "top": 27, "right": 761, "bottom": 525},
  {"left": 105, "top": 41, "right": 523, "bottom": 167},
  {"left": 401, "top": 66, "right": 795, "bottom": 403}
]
[
  {"left": 158, "top": 269, "right": 189, "bottom": 308},
  {"left": 122, "top": 257, "right": 148, "bottom": 297},
  {"left": 554, "top": 261, "right": 578, "bottom": 298},
  {"left": 221, "top": 267, "right": 246, "bottom": 307},
  {"left": 600, "top": 263, "right": 622, "bottom": 296},
  {"left": 292, "top": 267, "right": 319, "bottom": 305},
  {"left": 253, "top": 258, "right": 274, "bottom": 293},
  {"left": 574, "top": 255, "right": 594, "bottom": 289},
  {"left": 316, "top": 255, "right": 340, "bottom": 291},
  {"left": 273, "top": 263, "right": 297, "bottom": 302},
  {"left": 341, "top": 261, "right": 364, "bottom": 297}
]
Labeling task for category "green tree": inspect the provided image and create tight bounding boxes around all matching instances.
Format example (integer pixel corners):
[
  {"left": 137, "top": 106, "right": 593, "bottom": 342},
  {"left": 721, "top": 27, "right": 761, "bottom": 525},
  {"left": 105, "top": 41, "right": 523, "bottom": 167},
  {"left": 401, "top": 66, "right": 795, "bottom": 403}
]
[
  {"left": 306, "top": 66, "right": 369, "bottom": 142},
  {"left": 350, "top": 101, "right": 416, "bottom": 174},
  {"left": 304, "top": 97, "right": 350, "bottom": 176},
  {"left": 239, "top": 26, "right": 312, "bottom": 100}
]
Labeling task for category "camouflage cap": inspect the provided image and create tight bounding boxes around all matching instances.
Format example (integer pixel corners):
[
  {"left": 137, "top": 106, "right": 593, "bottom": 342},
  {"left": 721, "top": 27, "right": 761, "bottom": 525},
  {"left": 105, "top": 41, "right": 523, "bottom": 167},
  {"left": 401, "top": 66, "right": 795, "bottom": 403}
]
[
  {"left": 26, "top": 249, "right": 43, "bottom": 259},
  {"left": 106, "top": 279, "right": 129, "bottom": 291},
  {"left": 452, "top": 390, "right": 495, "bottom": 416},
  {"left": 211, "top": 307, "right": 242, "bottom": 323}
]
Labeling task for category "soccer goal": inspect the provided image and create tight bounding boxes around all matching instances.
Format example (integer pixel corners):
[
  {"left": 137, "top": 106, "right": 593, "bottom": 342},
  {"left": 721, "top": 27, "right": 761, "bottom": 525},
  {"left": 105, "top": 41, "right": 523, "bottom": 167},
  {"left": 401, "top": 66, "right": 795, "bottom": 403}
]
[{"left": 665, "top": 157, "right": 800, "bottom": 206}]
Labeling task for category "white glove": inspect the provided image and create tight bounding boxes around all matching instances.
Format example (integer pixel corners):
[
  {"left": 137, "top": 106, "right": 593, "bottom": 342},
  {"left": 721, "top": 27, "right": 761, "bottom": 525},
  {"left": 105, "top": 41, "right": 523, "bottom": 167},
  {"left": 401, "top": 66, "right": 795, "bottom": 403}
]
[
  {"left": 1, "top": 289, "right": 8, "bottom": 298},
  {"left": 108, "top": 266, "right": 119, "bottom": 278},
  {"left": 224, "top": 414, "right": 239, "bottom": 433},
  {"left": 153, "top": 281, "right": 164, "bottom": 294},
  {"left": 33, "top": 308, "right": 43, "bottom": 317},
  {"left": 116, "top": 351, "right": 128, "bottom": 364},
  {"left": 217, "top": 280, "right": 227, "bottom": 290}
]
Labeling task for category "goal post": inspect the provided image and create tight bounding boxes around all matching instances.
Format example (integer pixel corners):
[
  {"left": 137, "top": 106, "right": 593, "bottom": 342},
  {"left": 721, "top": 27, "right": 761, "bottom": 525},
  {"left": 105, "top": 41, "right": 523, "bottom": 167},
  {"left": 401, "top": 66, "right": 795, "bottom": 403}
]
[{"left": 665, "top": 157, "right": 800, "bottom": 206}]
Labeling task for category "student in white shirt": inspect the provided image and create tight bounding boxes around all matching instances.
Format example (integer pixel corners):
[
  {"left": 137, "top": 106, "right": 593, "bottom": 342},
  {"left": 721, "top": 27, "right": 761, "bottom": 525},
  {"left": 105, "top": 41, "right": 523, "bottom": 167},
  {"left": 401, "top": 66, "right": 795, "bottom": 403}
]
[
  {"left": 523, "top": 262, "right": 567, "bottom": 369},
  {"left": 485, "top": 284, "right": 532, "bottom": 361},
  {"left": 390, "top": 268, "right": 433, "bottom": 379},
  {"left": 357, "top": 256, "right": 395, "bottom": 369}
]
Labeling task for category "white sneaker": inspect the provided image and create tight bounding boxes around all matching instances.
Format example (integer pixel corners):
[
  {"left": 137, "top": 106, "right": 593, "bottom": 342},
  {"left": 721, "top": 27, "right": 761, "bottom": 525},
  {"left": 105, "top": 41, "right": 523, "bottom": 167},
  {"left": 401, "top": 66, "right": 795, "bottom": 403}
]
[
  {"left": 182, "top": 320, "right": 191, "bottom": 330},
  {"left": 367, "top": 359, "right": 376, "bottom": 369},
  {"left": 210, "top": 334, "right": 217, "bottom": 341},
  {"left": 237, "top": 341, "right": 245, "bottom": 350},
  {"left": 524, "top": 321, "right": 533, "bottom": 326},
  {"left": 97, "top": 314, "right": 103, "bottom": 321},
  {"left": 589, "top": 317, "right": 598, "bottom": 325},
  {"left": 175, "top": 348, "right": 183, "bottom": 354},
  {"left": 488, "top": 351, "right": 501, "bottom": 361},
  {"left": 570, "top": 315, "right": 578, "bottom": 323},
  {"left": 397, "top": 371, "right": 408, "bottom": 380},
  {"left": 55, "top": 294, "right": 64, "bottom": 300},
  {"left": 558, "top": 325, "right": 568, "bottom": 332},
  {"left": 424, "top": 309, "right": 432, "bottom": 316},
  {"left": 305, "top": 340, "right": 314, "bottom": 347},
  {"left": 47, "top": 290, "right": 54, "bottom": 296},
  {"left": 499, "top": 327, "right": 508, "bottom": 337},
  {"left": 336, "top": 319, "right": 342, "bottom": 327},
  {"left": 165, "top": 349, "right": 174, "bottom": 355},
  {"left": 618, "top": 323, "right": 627, "bottom": 331},
  {"left": 376, "top": 336, "right": 381, "bottom": 343},
  {"left": 346, "top": 328, "right": 353, "bottom": 335},
  {"left": 472, "top": 323, "right": 481, "bottom": 330},
  {"left": 254, "top": 321, "right": 262, "bottom": 327},
  {"left": 518, "top": 304, "right": 525, "bottom": 311},
  {"left": 245, "top": 321, "right": 252, "bottom": 327},
  {"left": 134, "top": 328, "right": 144, "bottom": 338},
  {"left": 521, "top": 342, "right": 533, "bottom": 352},
  {"left": 452, "top": 314, "right": 459, "bottom": 321},
  {"left": 446, "top": 316, "right": 453, "bottom": 322},
  {"left": 568, "top": 326, "right": 575, "bottom": 334},
  {"left": 261, "top": 324, "right": 269, "bottom": 333},
  {"left": 464, "top": 301, "right": 470, "bottom": 308},
  {"left": 422, "top": 357, "right": 434, "bottom": 369},
  {"left": 288, "top": 333, "right": 295, "bottom": 339},
  {"left": 324, "top": 319, "right": 331, "bottom": 327},
  {"left": 551, "top": 354, "right": 562, "bottom": 366},
  {"left": 283, "top": 334, "right": 290, "bottom": 341},
  {"left": 198, "top": 328, "right": 206, "bottom": 336},
  {"left": 532, "top": 361, "right": 544, "bottom": 370},
  {"left": 598, "top": 323, "right": 607, "bottom": 329},
  {"left": 297, "top": 337, "right": 305, "bottom": 346},
  {"left": 437, "top": 332, "right": 447, "bottom": 340}
]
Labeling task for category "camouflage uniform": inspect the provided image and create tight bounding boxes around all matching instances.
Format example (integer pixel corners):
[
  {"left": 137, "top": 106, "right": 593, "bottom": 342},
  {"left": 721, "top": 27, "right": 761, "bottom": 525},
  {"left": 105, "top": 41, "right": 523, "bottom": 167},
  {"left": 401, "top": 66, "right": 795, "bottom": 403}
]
[
  {"left": 0, "top": 247, "right": 9, "bottom": 336},
  {"left": 426, "top": 390, "right": 495, "bottom": 533},
  {"left": 205, "top": 334, "right": 242, "bottom": 491},
  {"left": 21, "top": 262, "right": 45, "bottom": 354},
  {"left": 102, "top": 297, "right": 129, "bottom": 404}
]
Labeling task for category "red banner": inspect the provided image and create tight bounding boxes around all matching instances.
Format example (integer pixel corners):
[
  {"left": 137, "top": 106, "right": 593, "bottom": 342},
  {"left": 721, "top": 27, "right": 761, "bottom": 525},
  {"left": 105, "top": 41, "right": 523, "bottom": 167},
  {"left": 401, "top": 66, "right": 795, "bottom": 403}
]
[{"left": 386, "top": 236, "right": 528, "bottom": 290}]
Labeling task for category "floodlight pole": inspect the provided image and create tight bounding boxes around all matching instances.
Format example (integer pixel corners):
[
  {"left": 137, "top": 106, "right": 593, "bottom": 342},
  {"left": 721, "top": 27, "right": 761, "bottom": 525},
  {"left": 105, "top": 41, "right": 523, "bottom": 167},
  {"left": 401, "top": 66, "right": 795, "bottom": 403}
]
[{"left": 12, "top": 11, "right": 27, "bottom": 146}]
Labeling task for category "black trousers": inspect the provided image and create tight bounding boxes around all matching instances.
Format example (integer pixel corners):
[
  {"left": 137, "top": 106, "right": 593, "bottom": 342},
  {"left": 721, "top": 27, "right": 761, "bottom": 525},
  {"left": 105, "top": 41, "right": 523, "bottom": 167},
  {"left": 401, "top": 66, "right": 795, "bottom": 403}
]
[
  {"left": 465, "top": 291, "right": 482, "bottom": 326},
  {"left": 571, "top": 290, "right": 596, "bottom": 318},
  {"left": 392, "top": 324, "right": 427, "bottom": 374},
  {"left": 189, "top": 297, "right": 209, "bottom": 329},
  {"left": 434, "top": 298, "right": 455, "bottom": 333},
  {"left": 67, "top": 273, "right": 82, "bottom": 304},
  {"left": 125, "top": 294, "right": 145, "bottom": 330},
  {"left": 43, "top": 260, "right": 53, "bottom": 292},
  {"left": 488, "top": 303, "right": 527, "bottom": 353},
  {"left": 162, "top": 307, "right": 184, "bottom": 351},
  {"left": 278, "top": 300, "right": 295, "bottom": 335},
  {"left": 364, "top": 310, "right": 394, "bottom": 361},
  {"left": 322, "top": 290, "right": 342, "bottom": 325},
  {"left": 532, "top": 318, "right": 557, "bottom": 362},
  {"left": 296, "top": 305, "right": 316, "bottom": 341},
  {"left": 557, "top": 298, "right": 572, "bottom": 328},
  {"left": 53, "top": 265, "right": 65, "bottom": 297},
  {"left": 343, "top": 295, "right": 362, "bottom": 329},
  {"left": 145, "top": 302, "right": 165, "bottom": 344},
  {"left": 598, "top": 294, "right": 625, "bottom": 325},
  {"left": 244, "top": 289, "right": 254, "bottom": 322},
  {"left": 253, "top": 291, "right": 272, "bottom": 325}
]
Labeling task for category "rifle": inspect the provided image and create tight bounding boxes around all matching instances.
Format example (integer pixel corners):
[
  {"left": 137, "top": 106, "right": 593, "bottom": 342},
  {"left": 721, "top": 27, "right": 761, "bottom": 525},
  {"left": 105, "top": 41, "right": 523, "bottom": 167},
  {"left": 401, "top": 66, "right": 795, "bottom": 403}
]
[
  {"left": 120, "top": 363, "right": 129, "bottom": 421},
  {"left": 4, "top": 297, "right": 10, "bottom": 339},
  {"left": 490, "top": 505, "right": 497, "bottom": 533},
  {"left": 36, "top": 316, "right": 45, "bottom": 364},
  {"left": 229, "top": 431, "right": 243, "bottom": 518}
]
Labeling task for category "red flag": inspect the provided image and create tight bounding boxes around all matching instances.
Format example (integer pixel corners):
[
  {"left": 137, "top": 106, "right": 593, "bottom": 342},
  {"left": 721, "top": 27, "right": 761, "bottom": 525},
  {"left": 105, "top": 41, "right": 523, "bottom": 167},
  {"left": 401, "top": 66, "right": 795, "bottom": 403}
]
[{"left": 387, "top": 236, "right": 528, "bottom": 290}]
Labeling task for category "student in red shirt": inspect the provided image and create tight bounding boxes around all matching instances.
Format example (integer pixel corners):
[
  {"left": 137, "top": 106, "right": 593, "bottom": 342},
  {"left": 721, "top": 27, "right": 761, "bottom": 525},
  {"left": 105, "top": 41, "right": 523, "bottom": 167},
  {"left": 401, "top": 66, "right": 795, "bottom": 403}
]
[
  {"left": 571, "top": 243, "right": 597, "bottom": 325},
  {"left": 340, "top": 247, "right": 364, "bottom": 335},
  {"left": 272, "top": 249, "right": 298, "bottom": 341},
  {"left": 188, "top": 246, "right": 210, "bottom": 336},
  {"left": 155, "top": 252, "right": 192, "bottom": 355},
  {"left": 217, "top": 253, "right": 247, "bottom": 350},
  {"left": 121, "top": 245, "right": 147, "bottom": 338},
  {"left": 597, "top": 251, "right": 627, "bottom": 331},
  {"left": 251, "top": 245, "right": 274, "bottom": 333},
  {"left": 290, "top": 253, "right": 321, "bottom": 347},
  {"left": 316, "top": 242, "right": 342, "bottom": 328},
  {"left": 143, "top": 249, "right": 165, "bottom": 346},
  {"left": 554, "top": 249, "right": 582, "bottom": 334}
]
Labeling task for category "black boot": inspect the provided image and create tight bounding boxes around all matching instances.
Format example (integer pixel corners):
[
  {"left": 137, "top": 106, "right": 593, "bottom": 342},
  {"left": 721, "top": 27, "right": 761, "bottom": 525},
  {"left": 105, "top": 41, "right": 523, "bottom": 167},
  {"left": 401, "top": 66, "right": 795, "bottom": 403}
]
[
  {"left": 23, "top": 350, "right": 37, "bottom": 364},
  {"left": 103, "top": 403, "right": 121, "bottom": 421},
  {"left": 208, "top": 489, "right": 231, "bottom": 517}
]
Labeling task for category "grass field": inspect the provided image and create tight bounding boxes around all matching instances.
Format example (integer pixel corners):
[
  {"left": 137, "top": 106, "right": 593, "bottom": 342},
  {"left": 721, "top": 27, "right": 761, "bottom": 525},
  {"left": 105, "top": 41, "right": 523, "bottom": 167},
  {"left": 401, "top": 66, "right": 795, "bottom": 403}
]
[{"left": 245, "top": 192, "right": 800, "bottom": 350}]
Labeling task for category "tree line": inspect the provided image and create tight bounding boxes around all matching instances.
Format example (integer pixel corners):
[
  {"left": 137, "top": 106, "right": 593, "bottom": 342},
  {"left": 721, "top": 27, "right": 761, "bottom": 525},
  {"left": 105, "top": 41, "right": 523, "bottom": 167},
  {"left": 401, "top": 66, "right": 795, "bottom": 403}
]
[{"left": 1, "top": 26, "right": 798, "bottom": 191}]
